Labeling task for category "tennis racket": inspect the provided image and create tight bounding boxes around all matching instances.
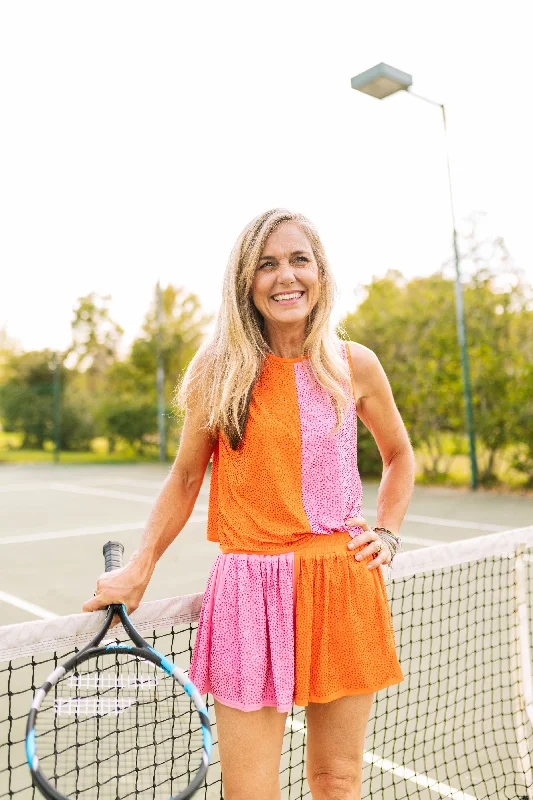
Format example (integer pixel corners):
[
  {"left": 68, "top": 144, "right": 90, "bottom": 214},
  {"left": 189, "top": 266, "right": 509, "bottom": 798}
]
[{"left": 25, "top": 541, "right": 212, "bottom": 799}]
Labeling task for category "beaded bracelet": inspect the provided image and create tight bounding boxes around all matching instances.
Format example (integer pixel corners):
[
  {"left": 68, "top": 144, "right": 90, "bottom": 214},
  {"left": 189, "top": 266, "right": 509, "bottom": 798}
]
[
  {"left": 373, "top": 527, "right": 402, "bottom": 563},
  {"left": 373, "top": 526, "right": 400, "bottom": 541},
  {"left": 378, "top": 533, "right": 398, "bottom": 560}
]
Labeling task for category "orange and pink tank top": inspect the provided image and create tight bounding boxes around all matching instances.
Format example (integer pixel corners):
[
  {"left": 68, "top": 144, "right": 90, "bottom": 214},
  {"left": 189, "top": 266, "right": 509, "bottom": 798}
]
[{"left": 206, "top": 340, "right": 363, "bottom": 554}]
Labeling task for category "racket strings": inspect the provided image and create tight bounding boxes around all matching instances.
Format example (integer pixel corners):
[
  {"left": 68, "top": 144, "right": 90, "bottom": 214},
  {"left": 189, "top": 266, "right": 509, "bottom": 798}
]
[{"left": 34, "top": 651, "right": 204, "bottom": 798}]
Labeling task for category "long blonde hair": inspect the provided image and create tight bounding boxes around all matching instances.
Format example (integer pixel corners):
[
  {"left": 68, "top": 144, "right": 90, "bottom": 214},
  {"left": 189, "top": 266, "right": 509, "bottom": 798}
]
[{"left": 174, "top": 208, "right": 354, "bottom": 450}]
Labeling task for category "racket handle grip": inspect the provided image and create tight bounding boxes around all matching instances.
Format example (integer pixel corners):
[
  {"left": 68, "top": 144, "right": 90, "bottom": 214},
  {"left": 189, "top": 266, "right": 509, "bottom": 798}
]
[{"left": 103, "top": 541, "right": 124, "bottom": 572}]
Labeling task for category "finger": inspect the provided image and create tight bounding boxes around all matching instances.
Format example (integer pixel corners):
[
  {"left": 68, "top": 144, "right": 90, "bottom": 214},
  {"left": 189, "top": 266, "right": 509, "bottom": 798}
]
[
  {"left": 367, "top": 543, "right": 392, "bottom": 570},
  {"left": 82, "top": 596, "right": 107, "bottom": 613},
  {"left": 345, "top": 516, "right": 368, "bottom": 529},
  {"left": 352, "top": 533, "right": 382, "bottom": 559},
  {"left": 347, "top": 529, "right": 373, "bottom": 549},
  {"left": 367, "top": 551, "right": 390, "bottom": 570}
]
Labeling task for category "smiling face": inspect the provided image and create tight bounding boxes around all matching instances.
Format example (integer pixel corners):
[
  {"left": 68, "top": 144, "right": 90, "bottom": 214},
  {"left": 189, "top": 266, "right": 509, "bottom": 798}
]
[{"left": 251, "top": 222, "right": 320, "bottom": 347}]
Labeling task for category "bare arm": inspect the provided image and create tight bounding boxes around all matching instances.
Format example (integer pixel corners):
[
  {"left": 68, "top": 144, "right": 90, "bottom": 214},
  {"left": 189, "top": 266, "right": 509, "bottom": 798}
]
[
  {"left": 347, "top": 341, "right": 415, "bottom": 537},
  {"left": 82, "top": 384, "right": 217, "bottom": 614}
]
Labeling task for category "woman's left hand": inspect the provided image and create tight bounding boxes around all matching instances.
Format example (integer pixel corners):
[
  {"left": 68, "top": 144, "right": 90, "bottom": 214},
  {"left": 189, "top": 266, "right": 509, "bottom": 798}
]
[{"left": 345, "top": 515, "right": 391, "bottom": 570}]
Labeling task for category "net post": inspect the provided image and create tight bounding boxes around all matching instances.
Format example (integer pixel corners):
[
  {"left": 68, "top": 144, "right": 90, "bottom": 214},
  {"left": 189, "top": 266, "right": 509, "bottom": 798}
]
[{"left": 512, "top": 542, "right": 533, "bottom": 799}]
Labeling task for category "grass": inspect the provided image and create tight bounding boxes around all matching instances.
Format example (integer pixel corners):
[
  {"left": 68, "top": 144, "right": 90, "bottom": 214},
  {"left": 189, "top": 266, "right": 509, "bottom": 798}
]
[
  {"left": 414, "top": 433, "right": 532, "bottom": 492},
  {"left": 0, "top": 433, "right": 174, "bottom": 464},
  {"left": 1, "top": 430, "right": 531, "bottom": 493}
]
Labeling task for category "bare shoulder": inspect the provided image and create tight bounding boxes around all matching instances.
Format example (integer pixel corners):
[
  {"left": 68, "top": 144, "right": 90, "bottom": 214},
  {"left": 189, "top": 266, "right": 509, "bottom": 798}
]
[
  {"left": 345, "top": 341, "right": 383, "bottom": 400},
  {"left": 345, "top": 340, "right": 413, "bottom": 464}
]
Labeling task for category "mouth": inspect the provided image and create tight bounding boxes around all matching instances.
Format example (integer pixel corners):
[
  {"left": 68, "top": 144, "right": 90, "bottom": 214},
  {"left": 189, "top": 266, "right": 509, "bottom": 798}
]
[{"left": 271, "top": 291, "right": 305, "bottom": 305}]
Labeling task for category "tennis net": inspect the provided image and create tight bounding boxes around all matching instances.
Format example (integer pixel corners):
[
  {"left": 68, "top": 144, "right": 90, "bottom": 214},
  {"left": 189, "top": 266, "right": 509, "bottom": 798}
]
[{"left": 2, "top": 524, "right": 533, "bottom": 799}]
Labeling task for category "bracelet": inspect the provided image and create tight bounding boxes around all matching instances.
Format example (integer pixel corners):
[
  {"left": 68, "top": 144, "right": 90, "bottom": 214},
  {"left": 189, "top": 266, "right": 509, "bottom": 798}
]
[
  {"left": 377, "top": 534, "right": 396, "bottom": 561},
  {"left": 379, "top": 533, "right": 398, "bottom": 560},
  {"left": 373, "top": 528, "right": 402, "bottom": 563},
  {"left": 373, "top": 526, "right": 400, "bottom": 542}
]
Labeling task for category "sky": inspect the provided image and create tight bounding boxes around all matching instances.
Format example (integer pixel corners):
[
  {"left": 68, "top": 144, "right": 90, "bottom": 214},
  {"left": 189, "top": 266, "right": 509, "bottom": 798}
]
[{"left": 1, "top": 0, "right": 531, "bottom": 358}]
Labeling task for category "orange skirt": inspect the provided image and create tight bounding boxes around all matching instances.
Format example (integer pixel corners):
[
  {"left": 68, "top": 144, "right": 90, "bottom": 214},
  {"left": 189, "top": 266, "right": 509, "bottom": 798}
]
[
  {"left": 293, "top": 531, "right": 404, "bottom": 705},
  {"left": 189, "top": 531, "right": 404, "bottom": 711}
]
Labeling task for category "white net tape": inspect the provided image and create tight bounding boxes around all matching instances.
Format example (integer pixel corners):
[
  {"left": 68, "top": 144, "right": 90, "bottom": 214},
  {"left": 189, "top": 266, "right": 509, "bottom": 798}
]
[{"left": 2, "top": 525, "right": 533, "bottom": 664}]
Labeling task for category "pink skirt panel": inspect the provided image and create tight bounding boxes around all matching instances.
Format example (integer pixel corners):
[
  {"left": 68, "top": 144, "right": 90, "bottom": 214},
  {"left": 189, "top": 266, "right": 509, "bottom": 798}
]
[{"left": 188, "top": 552, "right": 295, "bottom": 712}]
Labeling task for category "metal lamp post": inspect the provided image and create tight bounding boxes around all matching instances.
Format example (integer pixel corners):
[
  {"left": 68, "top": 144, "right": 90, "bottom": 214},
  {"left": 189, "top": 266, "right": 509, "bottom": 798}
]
[
  {"left": 52, "top": 351, "right": 61, "bottom": 464},
  {"left": 350, "top": 62, "right": 478, "bottom": 490}
]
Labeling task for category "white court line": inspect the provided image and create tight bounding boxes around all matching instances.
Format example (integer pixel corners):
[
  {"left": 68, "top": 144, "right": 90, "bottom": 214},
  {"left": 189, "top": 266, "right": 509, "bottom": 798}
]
[
  {"left": 362, "top": 507, "right": 507, "bottom": 533},
  {"left": 0, "top": 590, "right": 58, "bottom": 620},
  {"left": 362, "top": 751, "right": 476, "bottom": 799},
  {"left": 0, "top": 483, "right": 49, "bottom": 493},
  {"left": 285, "top": 716, "right": 476, "bottom": 799},
  {"left": 50, "top": 481, "right": 210, "bottom": 510},
  {"left": 0, "top": 479, "right": 210, "bottom": 497},
  {"left": 391, "top": 533, "right": 443, "bottom": 547},
  {"left": 102, "top": 478, "right": 210, "bottom": 496},
  {"left": 2, "top": 481, "right": 511, "bottom": 534},
  {"left": 1, "top": 482, "right": 508, "bottom": 549},
  {"left": 49, "top": 482, "right": 162, "bottom": 503},
  {"left": 0, "top": 515, "right": 209, "bottom": 545}
]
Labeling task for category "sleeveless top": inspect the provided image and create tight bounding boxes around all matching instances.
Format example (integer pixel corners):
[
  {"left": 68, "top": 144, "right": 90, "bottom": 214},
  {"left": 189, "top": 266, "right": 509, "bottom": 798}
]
[{"left": 206, "top": 340, "right": 363, "bottom": 553}]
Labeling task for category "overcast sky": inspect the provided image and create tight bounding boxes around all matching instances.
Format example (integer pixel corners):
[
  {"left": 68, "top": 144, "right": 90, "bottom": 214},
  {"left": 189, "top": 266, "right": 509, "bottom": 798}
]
[{"left": 1, "top": 0, "right": 531, "bottom": 357}]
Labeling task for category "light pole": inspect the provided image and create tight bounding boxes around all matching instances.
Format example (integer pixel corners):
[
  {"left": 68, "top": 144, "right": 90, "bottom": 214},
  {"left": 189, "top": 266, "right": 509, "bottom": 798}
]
[
  {"left": 52, "top": 351, "right": 61, "bottom": 464},
  {"left": 350, "top": 62, "right": 478, "bottom": 491}
]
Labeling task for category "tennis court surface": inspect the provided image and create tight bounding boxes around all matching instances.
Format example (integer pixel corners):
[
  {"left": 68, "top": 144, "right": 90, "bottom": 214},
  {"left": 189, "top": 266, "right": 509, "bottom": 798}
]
[{"left": 2, "top": 521, "right": 533, "bottom": 798}]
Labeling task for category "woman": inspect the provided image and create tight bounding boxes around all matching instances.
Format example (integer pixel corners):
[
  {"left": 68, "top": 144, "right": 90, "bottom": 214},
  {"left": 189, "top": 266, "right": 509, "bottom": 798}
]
[{"left": 84, "top": 208, "right": 415, "bottom": 800}]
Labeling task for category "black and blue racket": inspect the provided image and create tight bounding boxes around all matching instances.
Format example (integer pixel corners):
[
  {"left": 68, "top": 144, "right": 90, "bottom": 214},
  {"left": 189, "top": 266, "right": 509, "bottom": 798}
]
[{"left": 25, "top": 541, "right": 212, "bottom": 799}]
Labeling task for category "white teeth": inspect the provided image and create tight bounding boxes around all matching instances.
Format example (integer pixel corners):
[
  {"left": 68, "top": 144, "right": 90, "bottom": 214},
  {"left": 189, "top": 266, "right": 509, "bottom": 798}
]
[{"left": 272, "top": 292, "right": 304, "bottom": 302}]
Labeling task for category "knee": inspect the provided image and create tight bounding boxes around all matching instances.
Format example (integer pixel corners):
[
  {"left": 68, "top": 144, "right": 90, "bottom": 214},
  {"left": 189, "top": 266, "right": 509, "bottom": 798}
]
[{"left": 307, "top": 768, "right": 360, "bottom": 800}]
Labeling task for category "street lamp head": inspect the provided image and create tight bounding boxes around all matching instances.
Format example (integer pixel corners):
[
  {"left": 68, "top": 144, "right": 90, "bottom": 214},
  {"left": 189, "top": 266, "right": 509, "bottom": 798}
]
[{"left": 350, "top": 62, "right": 412, "bottom": 99}]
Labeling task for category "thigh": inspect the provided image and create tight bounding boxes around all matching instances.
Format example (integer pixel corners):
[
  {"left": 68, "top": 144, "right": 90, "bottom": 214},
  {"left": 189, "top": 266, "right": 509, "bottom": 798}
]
[
  {"left": 214, "top": 698, "right": 288, "bottom": 800},
  {"left": 305, "top": 693, "right": 375, "bottom": 797}
]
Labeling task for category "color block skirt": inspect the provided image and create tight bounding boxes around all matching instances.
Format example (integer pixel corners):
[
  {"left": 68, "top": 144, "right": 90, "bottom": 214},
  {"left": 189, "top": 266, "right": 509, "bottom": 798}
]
[{"left": 188, "top": 531, "right": 404, "bottom": 712}]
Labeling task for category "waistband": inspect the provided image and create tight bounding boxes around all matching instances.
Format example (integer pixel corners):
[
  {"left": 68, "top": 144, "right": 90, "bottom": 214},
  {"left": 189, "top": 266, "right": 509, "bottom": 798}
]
[{"left": 219, "top": 530, "right": 358, "bottom": 558}]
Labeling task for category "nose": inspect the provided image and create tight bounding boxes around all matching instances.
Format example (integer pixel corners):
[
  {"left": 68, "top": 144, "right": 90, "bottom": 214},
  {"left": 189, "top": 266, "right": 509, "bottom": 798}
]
[{"left": 277, "top": 259, "right": 297, "bottom": 283}]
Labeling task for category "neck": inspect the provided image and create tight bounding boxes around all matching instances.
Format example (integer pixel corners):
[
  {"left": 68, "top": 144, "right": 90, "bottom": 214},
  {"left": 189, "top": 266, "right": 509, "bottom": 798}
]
[{"left": 264, "top": 325, "right": 307, "bottom": 359}]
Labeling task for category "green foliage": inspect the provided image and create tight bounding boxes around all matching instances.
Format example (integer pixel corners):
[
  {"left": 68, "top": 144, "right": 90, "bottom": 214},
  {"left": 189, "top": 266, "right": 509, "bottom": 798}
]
[
  {"left": 506, "top": 309, "right": 533, "bottom": 486},
  {"left": 92, "top": 285, "right": 208, "bottom": 450},
  {"left": 343, "top": 270, "right": 463, "bottom": 478},
  {"left": 65, "top": 292, "right": 124, "bottom": 377},
  {"left": 355, "top": 424, "right": 383, "bottom": 478},
  {"left": 342, "top": 237, "right": 533, "bottom": 487},
  {"left": 130, "top": 284, "right": 213, "bottom": 399},
  {"left": 0, "top": 284, "right": 211, "bottom": 460},
  {"left": 60, "top": 382, "right": 98, "bottom": 451},
  {"left": 0, "top": 350, "right": 99, "bottom": 452},
  {"left": 0, "top": 350, "right": 59, "bottom": 449},
  {"left": 2, "top": 223, "right": 533, "bottom": 490},
  {"left": 102, "top": 399, "right": 159, "bottom": 456}
]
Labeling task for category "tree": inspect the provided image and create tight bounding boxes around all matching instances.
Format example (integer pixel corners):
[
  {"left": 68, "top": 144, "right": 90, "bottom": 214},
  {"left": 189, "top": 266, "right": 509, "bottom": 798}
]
[
  {"left": 341, "top": 215, "right": 532, "bottom": 486},
  {"left": 0, "top": 349, "right": 98, "bottom": 451},
  {"left": 0, "top": 350, "right": 58, "bottom": 448},
  {"left": 65, "top": 293, "right": 124, "bottom": 389},
  {"left": 507, "top": 307, "right": 533, "bottom": 486},
  {"left": 130, "top": 284, "right": 212, "bottom": 389},
  {"left": 447, "top": 214, "right": 531, "bottom": 483},
  {"left": 102, "top": 399, "right": 158, "bottom": 456},
  {"left": 0, "top": 326, "right": 22, "bottom": 381},
  {"left": 342, "top": 270, "right": 463, "bottom": 479}
]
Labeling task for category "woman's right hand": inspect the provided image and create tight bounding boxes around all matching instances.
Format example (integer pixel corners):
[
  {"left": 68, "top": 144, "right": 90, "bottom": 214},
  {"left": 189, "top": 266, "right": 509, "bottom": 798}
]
[{"left": 81, "top": 554, "right": 153, "bottom": 617}]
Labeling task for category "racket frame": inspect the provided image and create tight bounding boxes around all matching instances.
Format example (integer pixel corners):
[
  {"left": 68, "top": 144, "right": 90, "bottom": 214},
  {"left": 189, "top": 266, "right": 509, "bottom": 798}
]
[{"left": 25, "top": 542, "right": 212, "bottom": 800}]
